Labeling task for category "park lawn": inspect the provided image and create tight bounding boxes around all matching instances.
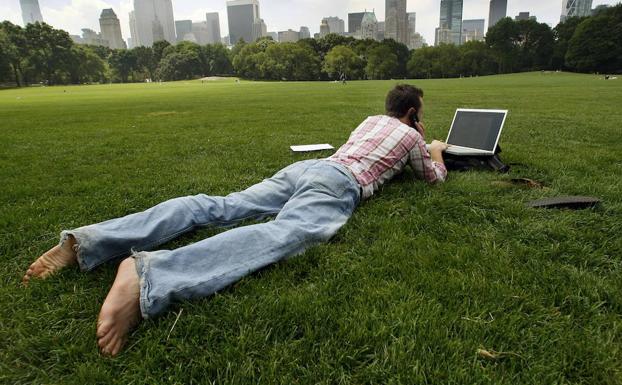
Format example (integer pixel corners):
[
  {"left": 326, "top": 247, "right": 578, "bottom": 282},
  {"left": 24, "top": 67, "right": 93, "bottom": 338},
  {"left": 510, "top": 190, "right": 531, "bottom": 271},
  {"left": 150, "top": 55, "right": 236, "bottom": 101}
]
[{"left": 0, "top": 73, "right": 621, "bottom": 384}]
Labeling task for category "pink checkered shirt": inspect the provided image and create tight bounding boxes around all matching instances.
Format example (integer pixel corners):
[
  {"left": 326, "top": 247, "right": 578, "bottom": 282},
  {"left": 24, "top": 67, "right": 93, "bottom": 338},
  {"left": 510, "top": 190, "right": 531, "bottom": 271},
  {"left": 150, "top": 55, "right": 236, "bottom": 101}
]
[{"left": 327, "top": 115, "right": 447, "bottom": 200}]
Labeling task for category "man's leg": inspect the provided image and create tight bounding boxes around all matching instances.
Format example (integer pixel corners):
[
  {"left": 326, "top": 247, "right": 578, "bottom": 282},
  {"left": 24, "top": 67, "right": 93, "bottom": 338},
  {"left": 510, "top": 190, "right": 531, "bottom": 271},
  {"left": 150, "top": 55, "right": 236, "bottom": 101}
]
[
  {"left": 23, "top": 160, "right": 316, "bottom": 284},
  {"left": 96, "top": 161, "right": 361, "bottom": 355}
]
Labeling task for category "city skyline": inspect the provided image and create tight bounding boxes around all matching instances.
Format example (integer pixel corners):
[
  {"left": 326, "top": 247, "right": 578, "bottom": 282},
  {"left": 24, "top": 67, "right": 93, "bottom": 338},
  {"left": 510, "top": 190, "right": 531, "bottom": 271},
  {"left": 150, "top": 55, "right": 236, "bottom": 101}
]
[{"left": 5, "top": 0, "right": 620, "bottom": 46}]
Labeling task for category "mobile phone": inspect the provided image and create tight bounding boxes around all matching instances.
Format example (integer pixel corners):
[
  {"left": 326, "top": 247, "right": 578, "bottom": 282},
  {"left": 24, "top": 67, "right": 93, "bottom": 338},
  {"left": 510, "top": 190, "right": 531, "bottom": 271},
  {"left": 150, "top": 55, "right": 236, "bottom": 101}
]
[{"left": 410, "top": 110, "right": 419, "bottom": 127}]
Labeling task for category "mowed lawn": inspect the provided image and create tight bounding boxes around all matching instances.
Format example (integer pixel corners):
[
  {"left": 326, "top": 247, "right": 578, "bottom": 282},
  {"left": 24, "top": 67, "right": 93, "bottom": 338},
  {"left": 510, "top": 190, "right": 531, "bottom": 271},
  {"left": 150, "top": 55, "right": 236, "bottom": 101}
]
[{"left": 0, "top": 73, "right": 621, "bottom": 384}]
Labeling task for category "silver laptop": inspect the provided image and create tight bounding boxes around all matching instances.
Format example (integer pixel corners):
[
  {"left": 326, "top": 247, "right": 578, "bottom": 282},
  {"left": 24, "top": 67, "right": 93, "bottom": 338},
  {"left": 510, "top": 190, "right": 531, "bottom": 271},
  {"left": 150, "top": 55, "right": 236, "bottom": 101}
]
[{"left": 442, "top": 109, "right": 508, "bottom": 156}]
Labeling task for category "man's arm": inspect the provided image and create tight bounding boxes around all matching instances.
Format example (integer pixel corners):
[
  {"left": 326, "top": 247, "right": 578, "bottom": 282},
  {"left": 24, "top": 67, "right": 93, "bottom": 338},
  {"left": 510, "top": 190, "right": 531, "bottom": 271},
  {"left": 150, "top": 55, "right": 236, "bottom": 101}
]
[{"left": 408, "top": 125, "right": 448, "bottom": 184}]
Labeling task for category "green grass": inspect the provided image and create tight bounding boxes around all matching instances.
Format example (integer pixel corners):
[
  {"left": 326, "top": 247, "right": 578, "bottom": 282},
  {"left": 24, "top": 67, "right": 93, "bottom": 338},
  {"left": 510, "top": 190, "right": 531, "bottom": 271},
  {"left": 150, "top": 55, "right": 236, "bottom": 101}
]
[{"left": 0, "top": 73, "right": 621, "bottom": 384}]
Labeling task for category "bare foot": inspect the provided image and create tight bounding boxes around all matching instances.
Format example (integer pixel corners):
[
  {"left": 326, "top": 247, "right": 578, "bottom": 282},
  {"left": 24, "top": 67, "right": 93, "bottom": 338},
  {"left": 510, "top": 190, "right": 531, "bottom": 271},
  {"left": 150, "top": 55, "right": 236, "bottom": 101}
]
[
  {"left": 97, "top": 257, "right": 142, "bottom": 357},
  {"left": 23, "top": 235, "right": 78, "bottom": 285}
]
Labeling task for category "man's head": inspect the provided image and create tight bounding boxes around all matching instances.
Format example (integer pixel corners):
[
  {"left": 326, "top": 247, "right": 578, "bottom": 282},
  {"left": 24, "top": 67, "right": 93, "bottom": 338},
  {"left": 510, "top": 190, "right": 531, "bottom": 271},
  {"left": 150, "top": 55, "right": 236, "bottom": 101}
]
[{"left": 385, "top": 84, "right": 424, "bottom": 127}]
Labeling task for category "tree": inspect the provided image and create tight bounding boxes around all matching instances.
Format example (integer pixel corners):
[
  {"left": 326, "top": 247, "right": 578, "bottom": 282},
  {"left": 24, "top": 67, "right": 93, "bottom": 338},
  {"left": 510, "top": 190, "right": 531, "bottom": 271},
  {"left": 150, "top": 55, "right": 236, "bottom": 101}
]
[
  {"left": 202, "top": 44, "right": 233, "bottom": 75},
  {"left": 380, "top": 38, "right": 410, "bottom": 78},
  {"left": 552, "top": 16, "right": 587, "bottom": 69},
  {"left": 486, "top": 17, "right": 521, "bottom": 73},
  {"left": 459, "top": 41, "right": 497, "bottom": 76},
  {"left": 24, "top": 22, "right": 74, "bottom": 85},
  {"left": 67, "top": 45, "right": 106, "bottom": 84},
  {"left": 156, "top": 50, "right": 203, "bottom": 80},
  {"left": 566, "top": 4, "right": 622, "bottom": 73},
  {"left": 152, "top": 40, "right": 172, "bottom": 66},
  {"left": 260, "top": 43, "right": 320, "bottom": 80},
  {"left": 133, "top": 46, "right": 156, "bottom": 80},
  {"left": 322, "top": 45, "right": 364, "bottom": 80},
  {"left": 109, "top": 49, "right": 137, "bottom": 82},
  {"left": 516, "top": 19, "right": 555, "bottom": 70},
  {"left": 233, "top": 39, "right": 275, "bottom": 79},
  {"left": 365, "top": 45, "right": 398, "bottom": 80}
]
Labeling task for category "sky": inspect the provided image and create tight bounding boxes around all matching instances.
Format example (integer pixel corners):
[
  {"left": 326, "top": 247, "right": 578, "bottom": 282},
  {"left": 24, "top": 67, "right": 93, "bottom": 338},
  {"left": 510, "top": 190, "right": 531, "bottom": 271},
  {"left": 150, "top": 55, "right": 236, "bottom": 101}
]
[{"left": 2, "top": 0, "right": 620, "bottom": 45}]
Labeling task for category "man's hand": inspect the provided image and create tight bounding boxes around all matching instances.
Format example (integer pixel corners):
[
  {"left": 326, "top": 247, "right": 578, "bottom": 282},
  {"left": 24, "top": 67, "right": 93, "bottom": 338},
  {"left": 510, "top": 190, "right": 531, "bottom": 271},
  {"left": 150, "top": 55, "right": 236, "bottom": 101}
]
[
  {"left": 428, "top": 140, "right": 449, "bottom": 165},
  {"left": 414, "top": 121, "right": 426, "bottom": 139}
]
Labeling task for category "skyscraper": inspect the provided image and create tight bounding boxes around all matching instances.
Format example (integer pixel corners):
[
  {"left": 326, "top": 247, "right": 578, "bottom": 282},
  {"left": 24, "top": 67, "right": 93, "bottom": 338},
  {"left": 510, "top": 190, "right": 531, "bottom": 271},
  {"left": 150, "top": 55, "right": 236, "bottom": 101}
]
[
  {"left": 227, "top": 0, "right": 260, "bottom": 44},
  {"left": 175, "top": 20, "right": 193, "bottom": 42},
  {"left": 488, "top": 0, "right": 507, "bottom": 30},
  {"left": 206, "top": 13, "right": 222, "bottom": 44},
  {"left": 132, "top": 0, "right": 176, "bottom": 47},
  {"left": 20, "top": 0, "right": 43, "bottom": 25},
  {"left": 100, "top": 9, "right": 126, "bottom": 49},
  {"left": 320, "top": 20, "right": 330, "bottom": 37},
  {"left": 322, "top": 17, "right": 345, "bottom": 35},
  {"left": 385, "top": 0, "right": 408, "bottom": 45},
  {"left": 192, "top": 22, "right": 210, "bottom": 44},
  {"left": 128, "top": 11, "right": 138, "bottom": 48},
  {"left": 252, "top": 18, "right": 267, "bottom": 41},
  {"left": 407, "top": 12, "right": 417, "bottom": 49},
  {"left": 299, "top": 26, "right": 311, "bottom": 39},
  {"left": 437, "top": 0, "right": 463, "bottom": 45},
  {"left": 348, "top": 12, "right": 366, "bottom": 34},
  {"left": 561, "top": 0, "right": 593, "bottom": 22},
  {"left": 360, "top": 11, "right": 379, "bottom": 40},
  {"left": 462, "top": 19, "right": 485, "bottom": 43}
]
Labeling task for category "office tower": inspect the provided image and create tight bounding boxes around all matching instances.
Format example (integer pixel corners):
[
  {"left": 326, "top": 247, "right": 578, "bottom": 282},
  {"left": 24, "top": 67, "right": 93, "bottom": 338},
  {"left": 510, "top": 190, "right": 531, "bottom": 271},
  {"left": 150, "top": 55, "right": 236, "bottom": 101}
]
[
  {"left": 488, "top": 0, "right": 507, "bottom": 29},
  {"left": 360, "top": 11, "right": 378, "bottom": 40},
  {"left": 192, "top": 22, "right": 210, "bottom": 44},
  {"left": 348, "top": 12, "right": 365, "bottom": 34},
  {"left": 100, "top": 9, "right": 126, "bottom": 49},
  {"left": 407, "top": 12, "right": 417, "bottom": 48},
  {"left": 267, "top": 31, "right": 278, "bottom": 41},
  {"left": 80, "top": 28, "right": 108, "bottom": 46},
  {"left": 206, "top": 13, "right": 222, "bottom": 44},
  {"left": 410, "top": 32, "right": 425, "bottom": 49},
  {"left": 461, "top": 19, "right": 485, "bottom": 43},
  {"left": 132, "top": 0, "right": 176, "bottom": 47},
  {"left": 322, "top": 16, "right": 345, "bottom": 35},
  {"left": 515, "top": 12, "right": 536, "bottom": 21},
  {"left": 227, "top": 0, "right": 260, "bottom": 44},
  {"left": 20, "top": 0, "right": 43, "bottom": 25},
  {"left": 385, "top": 0, "right": 408, "bottom": 44},
  {"left": 437, "top": 0, "right": 463, "bottom": 45},
  {"left": 129, "top": 11, "right": 138, "bottom": 47},
  {"left": 278, "top": 29, "right": 299, "bottom": 43},
  {"left": 299, "top": 26, "right": 311, "bottom": 39},
  {"left": 377, "top": 21, "right": 385, "bottom": 40},
  {"left": 175, "top": 20, "right": 193, "bottom": 42},
  {"left": 435, "top": 27, "right": 451, "bottom": 46},
  {"left": 561, "top": 0, "right": 593, "bottom": 22},
  {"left": 320, "top": 20, "right": 330, "bottom": 37},
  {"left": 252, "top": 18, "right": 267, "bottom": 41}
]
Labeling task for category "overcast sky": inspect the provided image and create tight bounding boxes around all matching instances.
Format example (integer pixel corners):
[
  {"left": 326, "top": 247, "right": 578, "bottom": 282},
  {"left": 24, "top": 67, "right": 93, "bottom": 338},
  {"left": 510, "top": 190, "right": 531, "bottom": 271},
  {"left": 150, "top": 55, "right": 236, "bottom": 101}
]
[{"left": 2, "top": 0, "right": 620, "bottom": 45}]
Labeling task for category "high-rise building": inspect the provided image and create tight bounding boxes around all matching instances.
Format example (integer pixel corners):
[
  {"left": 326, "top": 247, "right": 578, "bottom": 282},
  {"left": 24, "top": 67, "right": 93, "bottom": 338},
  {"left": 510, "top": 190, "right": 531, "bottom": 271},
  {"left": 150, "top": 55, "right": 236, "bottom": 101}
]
[
  {"left": 591, "top": 4, "right": 610, "bottom": 15},
  {"left": 407, "top": 12, "right": 417, "bottom": 49},
  {"left": 348, "top": 12, "right": 366, "bottom": 34},
  {"left": 252, "top": 18, "right": 267, "bottom": 41},
  {"left": 192, "top": 22, "right": 210, "bottom": 44},
  {"left": 462, "top": 19, "right": 485, "bottom": 43},
  {"left": 132, "top": 0, "right": 176, "bottom": 47},
  {"left": 385, "top": 0, "right": 408, "bottom": 45},
  {"left": 437, "top": 0, "right": 463, "bottom": 45},
  {"left": 515, "top": 12, "right": 537, "bottom": 21},
  {"left": 128, "top": 11, "right": 138, "bottom": 48},
  {"left": 81, "top": 28, "right": 108, "bottom": 46},
  {"left": 20, "top": 0, "right": 43, "bottom": 25},
  {"left": 488, "top": 0, "right": 507, "bottom": 30},
  {"left": 561, "top": 0, "right": 593, "bottom": 22},
  {"left": 320, "top": 20, "right": 330, "bottom": 37},
  {"left": 100, "top": 9, "right": 126, "bottom": 49},
  {"left": 410, "top": 32, "right": 425, "bottom": 49},
  {"left": 227, "top": 0, "right": 260, "bottom": 44},
  {"left": 278, "top": 29, "right": 299, "bottom": 43},
  {"left": 206, "top": 13, "right": 222, "bottom": 44},
  {"left": 175, "top": 20, "right": 193, "bottom": 42},
  {"left": 377, "top": 21, "right": 385, "bottom": 40},
  {"left": 435, "top": 26, "right": 451, "bottom": 46},
  {"left": 322, "top": 17, "right": 345, "bottom": 35},
  {"left": 299, "top": 26, "right": 311, "bottom": 39},
  {"left": 267, "top": 31, "right": 278, "bottom": 41},
  {"left": 360, "top": 11, "right": 379, "bottom": 40}
]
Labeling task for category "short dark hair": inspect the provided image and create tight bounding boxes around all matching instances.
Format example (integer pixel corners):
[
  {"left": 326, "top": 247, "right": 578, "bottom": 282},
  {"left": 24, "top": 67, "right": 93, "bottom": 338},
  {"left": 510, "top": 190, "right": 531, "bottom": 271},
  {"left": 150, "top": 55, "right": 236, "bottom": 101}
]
[{"left": 385, "top": 84, "right": 424, "bottom": 118}]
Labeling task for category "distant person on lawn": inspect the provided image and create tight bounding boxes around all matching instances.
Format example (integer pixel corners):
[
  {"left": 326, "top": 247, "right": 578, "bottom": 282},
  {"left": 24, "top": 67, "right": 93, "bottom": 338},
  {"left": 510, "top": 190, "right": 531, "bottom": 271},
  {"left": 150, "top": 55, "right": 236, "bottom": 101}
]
[{"left": 23, "top": 84, "right": 449, "bottom": 356}]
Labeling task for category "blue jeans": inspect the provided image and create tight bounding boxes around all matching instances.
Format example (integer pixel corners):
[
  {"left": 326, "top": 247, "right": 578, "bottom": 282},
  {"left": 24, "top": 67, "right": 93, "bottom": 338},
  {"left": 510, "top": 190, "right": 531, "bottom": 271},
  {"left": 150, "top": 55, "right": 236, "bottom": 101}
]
[{"left": 60, "top": 160, "right": 361, "bottom": 319}]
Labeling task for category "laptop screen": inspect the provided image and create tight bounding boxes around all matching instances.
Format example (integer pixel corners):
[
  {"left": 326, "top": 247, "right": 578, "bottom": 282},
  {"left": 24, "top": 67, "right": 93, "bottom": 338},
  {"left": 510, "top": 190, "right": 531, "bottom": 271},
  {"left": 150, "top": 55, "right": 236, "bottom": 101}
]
[{"left": 447, "top": 110, "right": 506, "bottom": 151}]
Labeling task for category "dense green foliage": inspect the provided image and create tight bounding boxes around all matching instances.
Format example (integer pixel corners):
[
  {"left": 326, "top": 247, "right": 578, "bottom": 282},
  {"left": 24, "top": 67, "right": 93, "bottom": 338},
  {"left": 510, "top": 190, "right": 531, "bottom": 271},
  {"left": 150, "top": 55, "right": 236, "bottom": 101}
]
[
  {"left": 1, "top": 73, "right": 621, "bottom": 384},
  {"left": 0, "top": 4, "right": 620, "bottom": 85}
]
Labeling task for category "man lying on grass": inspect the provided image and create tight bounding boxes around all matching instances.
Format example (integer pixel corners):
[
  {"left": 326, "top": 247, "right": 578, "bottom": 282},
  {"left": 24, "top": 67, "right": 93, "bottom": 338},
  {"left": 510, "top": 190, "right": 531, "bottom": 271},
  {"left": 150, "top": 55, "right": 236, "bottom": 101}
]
[{"left": 23, "top": 84, "right": 449, "bottom": 356}]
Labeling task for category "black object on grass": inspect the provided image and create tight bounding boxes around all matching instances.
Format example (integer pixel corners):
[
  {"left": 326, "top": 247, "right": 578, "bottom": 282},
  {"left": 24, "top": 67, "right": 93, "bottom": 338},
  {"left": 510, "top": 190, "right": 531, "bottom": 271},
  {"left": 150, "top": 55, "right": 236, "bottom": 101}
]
[{"left": 526, "top": 196, "right": 601, "bottom": 209}]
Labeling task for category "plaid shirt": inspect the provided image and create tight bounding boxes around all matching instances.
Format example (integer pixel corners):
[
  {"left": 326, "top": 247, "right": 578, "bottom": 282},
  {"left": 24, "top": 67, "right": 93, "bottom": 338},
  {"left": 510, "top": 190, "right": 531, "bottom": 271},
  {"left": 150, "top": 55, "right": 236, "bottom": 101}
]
[{"left": 327, "top": 115, "right": 447, "bottom": 200}]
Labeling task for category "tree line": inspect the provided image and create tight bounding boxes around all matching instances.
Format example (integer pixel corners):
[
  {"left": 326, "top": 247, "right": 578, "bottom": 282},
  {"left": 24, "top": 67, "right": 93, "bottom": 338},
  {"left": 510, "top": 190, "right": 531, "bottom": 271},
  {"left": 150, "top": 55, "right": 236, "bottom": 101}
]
[{"left": 0, "top": 4, "right": 620, "bottom": 86}]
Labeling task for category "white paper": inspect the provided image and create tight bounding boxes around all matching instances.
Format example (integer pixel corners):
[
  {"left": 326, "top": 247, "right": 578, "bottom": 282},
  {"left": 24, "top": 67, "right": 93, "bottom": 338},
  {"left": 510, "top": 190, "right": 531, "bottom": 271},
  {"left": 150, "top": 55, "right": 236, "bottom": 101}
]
[{"left": 290, "top": 144, "right": 334, "bottom": 152}]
